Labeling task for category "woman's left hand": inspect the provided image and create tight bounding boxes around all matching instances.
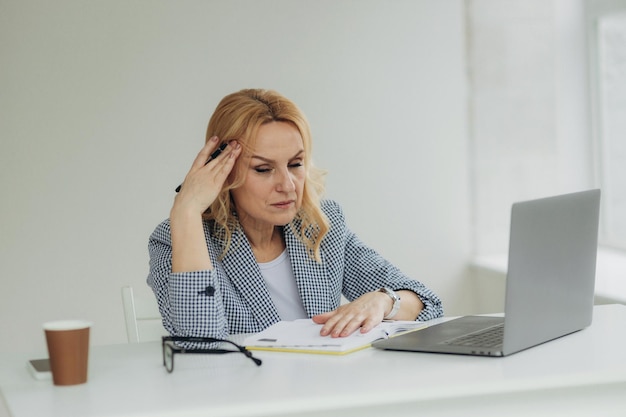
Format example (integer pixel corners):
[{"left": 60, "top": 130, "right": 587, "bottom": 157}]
[{"left": 312, "top": 291, "right": 391, "bottom": 338}]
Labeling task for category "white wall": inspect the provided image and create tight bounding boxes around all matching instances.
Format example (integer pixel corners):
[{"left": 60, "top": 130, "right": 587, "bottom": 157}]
[
  {"left": 0, "top": 0, "right": 469, "bottom": 354},
  {"left": 468, "top": 0, "right": 593, "bottom": 256}
]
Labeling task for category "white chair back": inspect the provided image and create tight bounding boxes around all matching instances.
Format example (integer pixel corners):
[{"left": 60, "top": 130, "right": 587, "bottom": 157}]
[{"left": 121, "top": 286, "right": 168, "bottom": 343}]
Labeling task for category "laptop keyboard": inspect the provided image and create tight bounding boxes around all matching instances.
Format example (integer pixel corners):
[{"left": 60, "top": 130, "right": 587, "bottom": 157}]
[{"left": 441, "top": 324, "right": 504, "bottom": 348}]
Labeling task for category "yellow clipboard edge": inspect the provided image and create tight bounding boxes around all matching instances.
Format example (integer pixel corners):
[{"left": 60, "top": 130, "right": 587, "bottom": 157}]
[{"left": 245, "top": 343, "right": 372, "bottom": 355}]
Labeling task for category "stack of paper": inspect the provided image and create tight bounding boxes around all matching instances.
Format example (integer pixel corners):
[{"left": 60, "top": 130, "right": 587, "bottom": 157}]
[{"left": 244, "top": 319, "right": 426, "bottom": 355}]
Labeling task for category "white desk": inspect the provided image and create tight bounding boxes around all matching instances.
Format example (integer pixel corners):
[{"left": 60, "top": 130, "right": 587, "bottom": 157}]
[{"left": 1, "top": 304, "right": 626, "bottom": 417}]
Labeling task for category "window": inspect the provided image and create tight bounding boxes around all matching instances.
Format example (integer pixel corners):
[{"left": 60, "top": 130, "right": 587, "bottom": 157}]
[{"left": 592, "top": 11, "right": 626, "bottom": 250}]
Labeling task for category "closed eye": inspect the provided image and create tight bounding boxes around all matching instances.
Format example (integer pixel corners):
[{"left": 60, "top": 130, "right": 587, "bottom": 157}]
[
  {"left": 253, "top": 161, "right": 303, "bottom": 174},
  {"left": 251, "top": 151, "right": 305, "bottom": 174}
]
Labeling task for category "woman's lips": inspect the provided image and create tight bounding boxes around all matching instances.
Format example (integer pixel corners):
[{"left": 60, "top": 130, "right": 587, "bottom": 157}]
[{"left": 272, "top": 200, "right": 295, "bottom": 209}]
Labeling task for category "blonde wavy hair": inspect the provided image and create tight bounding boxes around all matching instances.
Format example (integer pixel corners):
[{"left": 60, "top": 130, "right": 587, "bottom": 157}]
[{"left": 202, "top": 89, "right": 329, "bottom": 262}]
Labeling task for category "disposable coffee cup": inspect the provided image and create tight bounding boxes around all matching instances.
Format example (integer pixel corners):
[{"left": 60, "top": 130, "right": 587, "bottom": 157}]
[{"left": 43, "top": 320, "right": 92, "bottom": 386}]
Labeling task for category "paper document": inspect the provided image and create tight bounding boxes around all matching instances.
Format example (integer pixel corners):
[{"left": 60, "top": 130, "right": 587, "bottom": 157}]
[{"left": 244, "top": 319, "right": 426, "bottom": 355}]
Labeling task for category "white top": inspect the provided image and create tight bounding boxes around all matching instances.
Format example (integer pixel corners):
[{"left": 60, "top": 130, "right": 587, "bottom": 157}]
[{"left": 258, "top": 249, "right": 308, "bottom": 320}]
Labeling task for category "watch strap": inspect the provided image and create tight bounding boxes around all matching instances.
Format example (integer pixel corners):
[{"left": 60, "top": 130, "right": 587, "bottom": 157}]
[{"left": 379, "top": 287, "right": 401, "bottom": 319}]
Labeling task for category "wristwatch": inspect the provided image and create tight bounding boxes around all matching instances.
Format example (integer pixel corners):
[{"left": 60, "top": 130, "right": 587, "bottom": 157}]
[{"left": 378, "top": 287, "right": 401, "bottom": 320}]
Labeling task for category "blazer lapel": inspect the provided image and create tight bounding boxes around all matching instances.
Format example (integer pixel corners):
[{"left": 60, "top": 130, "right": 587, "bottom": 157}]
[
  {"left": 219, "top": 228, "right": 281, "bottom": 329},
  {"left": 284, "top": 225, "right": 339, "bottom": 316}
]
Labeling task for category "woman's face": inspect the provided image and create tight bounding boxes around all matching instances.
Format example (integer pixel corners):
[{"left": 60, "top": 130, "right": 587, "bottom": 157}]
[{"left": 231, "top": 121, "right": 306, "bottom": 231}]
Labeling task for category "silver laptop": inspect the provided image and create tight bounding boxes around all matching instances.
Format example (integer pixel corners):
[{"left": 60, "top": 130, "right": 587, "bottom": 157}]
[{"left": 373, "top": 189, "right": 601, "bottom": 357}]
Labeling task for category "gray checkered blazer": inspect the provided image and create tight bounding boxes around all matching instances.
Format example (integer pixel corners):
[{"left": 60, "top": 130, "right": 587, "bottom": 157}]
[{"left": 147, "top": 200, "right": 443, "bottom": 338}]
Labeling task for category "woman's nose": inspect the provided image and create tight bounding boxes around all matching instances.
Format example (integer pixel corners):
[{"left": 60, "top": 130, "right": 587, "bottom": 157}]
[{"left": 276, "top": 169, "right": 296, "bottom": 192}]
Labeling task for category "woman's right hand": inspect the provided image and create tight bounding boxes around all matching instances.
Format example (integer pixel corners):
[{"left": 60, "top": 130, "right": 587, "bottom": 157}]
[
  {"left": 169, "top": 137, "right": 242, "bottom": 273},
  {"left": 172, "top": 136, "right": 242, "bottom": 216}
]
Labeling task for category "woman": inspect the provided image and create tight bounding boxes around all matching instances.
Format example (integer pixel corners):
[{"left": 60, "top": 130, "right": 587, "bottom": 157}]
[{"left": 148, "top": 89, "right": 443, "bottom": 340}]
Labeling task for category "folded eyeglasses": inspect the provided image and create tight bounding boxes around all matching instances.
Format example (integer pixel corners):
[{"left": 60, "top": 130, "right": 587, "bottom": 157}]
[{"left": 162, "top": 336, "right": 262, "bottom": 373}]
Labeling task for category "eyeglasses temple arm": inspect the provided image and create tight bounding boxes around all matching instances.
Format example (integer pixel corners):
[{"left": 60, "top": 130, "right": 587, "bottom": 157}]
[{"left": 239, "top": 346, "right": 262, "bottom": 366}]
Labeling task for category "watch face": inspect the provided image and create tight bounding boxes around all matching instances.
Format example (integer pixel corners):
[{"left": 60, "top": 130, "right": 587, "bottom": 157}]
[
  {"left": 380, "top": 287, "right": 398, "bottom": 301},
  {"left": 380, "top": 288, "right": 401, "bottom": 319}
]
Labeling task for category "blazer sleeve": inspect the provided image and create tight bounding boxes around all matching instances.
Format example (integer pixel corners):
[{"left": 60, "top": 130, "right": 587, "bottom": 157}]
[
  {"left": 322, "top": 200, "right": 444, "bottom": 321},
  {"left": 146, "top": 219, "right": 229, "bottom": 339}
]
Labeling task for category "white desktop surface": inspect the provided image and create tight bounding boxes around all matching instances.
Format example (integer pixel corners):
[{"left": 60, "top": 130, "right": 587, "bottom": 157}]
[{"left": 1, "top": 304, "right": 626, "bottom": 417}]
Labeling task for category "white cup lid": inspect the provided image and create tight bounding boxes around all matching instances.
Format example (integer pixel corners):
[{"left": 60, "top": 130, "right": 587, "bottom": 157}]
[{"left": 43, "top": 320, "right": 93, "bottom": 331}]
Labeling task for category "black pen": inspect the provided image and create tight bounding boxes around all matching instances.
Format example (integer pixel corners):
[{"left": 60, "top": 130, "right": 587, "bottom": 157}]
[{"left": 175, "top": 142, "right": 228, "bottom": 193}]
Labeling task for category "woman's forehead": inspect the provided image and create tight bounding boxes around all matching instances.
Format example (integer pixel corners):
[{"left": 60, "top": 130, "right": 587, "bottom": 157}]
[{"left": 249, "top": 122, "right": 304, "bottom": 155}]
